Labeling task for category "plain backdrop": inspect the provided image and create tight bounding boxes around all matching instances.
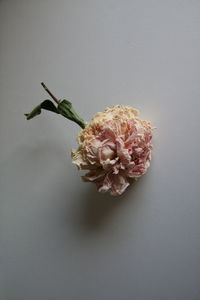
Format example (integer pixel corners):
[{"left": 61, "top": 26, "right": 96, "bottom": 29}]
[{"left": 0, "top": 0, "right": 200, "bottom": 299}]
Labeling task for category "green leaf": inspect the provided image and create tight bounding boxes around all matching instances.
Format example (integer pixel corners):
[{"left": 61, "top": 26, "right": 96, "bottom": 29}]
[
  {"left": 25, "top": 98, "right": 86, "bottom": 129},
  {"left": 57, "top": 99, "right": 86, "bottom": 129},
  {"left": 25, "top": 99, "right": 59, "bottom": 120}
]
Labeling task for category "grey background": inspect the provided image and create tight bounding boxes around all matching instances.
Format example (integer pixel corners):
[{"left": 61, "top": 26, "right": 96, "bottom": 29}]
[{"left": 0, "top": 0, "right": 200, "bottom": 299}]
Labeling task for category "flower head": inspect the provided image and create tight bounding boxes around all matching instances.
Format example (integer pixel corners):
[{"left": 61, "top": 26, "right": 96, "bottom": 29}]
[{"left": 71, "top": 105, "right": 154, "bottom": 196}]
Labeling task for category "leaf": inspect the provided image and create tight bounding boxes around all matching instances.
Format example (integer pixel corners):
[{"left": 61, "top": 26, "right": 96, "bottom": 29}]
[
  {"left": 24, "top": 100, "right": 59, "bottom": 120},
  {"left": 57, "top": 100, "right": 86, "bottom": 129},
  {"left": 25, "top": 98, "right": 86, "bottom": 129}
]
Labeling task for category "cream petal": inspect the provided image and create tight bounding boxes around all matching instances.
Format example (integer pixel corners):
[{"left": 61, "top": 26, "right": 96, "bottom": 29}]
[
  {"left": 71, "top": 105, "right": 154, "bottom": 195},
  {"left": 110, "top": 174, "right": 130, "bottom": 196},
  {"left": 82, "top": 169, "right": 106, "bottom": 182}
]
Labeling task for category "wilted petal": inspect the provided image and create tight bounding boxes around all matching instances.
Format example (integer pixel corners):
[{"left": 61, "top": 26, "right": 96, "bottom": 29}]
[
  {"left": 82, "top": 169, "right": 106, "bottom": 181},
  {"left": 110, "top": 174, "right": 130, "bottom": 196},
  {"left": 71, "top": 105, "right": 154, "bottom": 196},
  {"left": 116, "top": 138, "right": 131, "bottom": 164},
  {"left": 71, "top": 149, "right": 88, "bottom": 169}
]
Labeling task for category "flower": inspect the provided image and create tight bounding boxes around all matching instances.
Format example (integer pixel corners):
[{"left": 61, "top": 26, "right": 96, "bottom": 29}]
[
  {"left": 71, "top": 105, "right": 154, "bottom": 196},
  {"left": 25, "top": 84, "right": 155, "bottom": 196}
]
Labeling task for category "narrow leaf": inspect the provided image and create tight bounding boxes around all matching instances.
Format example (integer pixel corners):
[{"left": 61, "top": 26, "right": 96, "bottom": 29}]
[
  {"left": 57, "top": 100, "right": 86, "bottom": 129},
  {"left": 25, "top": 100, "right": 59, "bottom": 120}
]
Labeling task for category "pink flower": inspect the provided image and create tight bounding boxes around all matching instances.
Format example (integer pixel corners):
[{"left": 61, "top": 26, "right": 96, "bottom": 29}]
[{"left": 71, "top": 105, "right": 154, "bottom": 196}]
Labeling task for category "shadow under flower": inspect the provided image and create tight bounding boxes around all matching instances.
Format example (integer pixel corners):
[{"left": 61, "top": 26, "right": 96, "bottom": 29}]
[{"left": 77, "top": 179, "right": 142, "bottom": 231}]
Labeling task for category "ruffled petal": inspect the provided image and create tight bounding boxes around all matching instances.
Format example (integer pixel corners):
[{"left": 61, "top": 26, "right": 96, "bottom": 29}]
[{"left": 71, "top": 105, "right": 154, "bottom": 195}]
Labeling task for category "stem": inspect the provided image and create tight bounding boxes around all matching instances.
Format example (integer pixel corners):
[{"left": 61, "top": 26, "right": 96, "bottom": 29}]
[{"left": 41, "top": 82, "right": 60, "bottom": 104}]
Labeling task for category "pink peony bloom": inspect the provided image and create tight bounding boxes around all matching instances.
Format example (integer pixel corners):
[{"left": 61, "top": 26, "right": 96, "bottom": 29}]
[{"left": 71, "top": 105, "right": 154, "bottom": 196}]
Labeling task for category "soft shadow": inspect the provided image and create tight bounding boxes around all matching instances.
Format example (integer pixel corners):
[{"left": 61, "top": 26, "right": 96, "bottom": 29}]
[
  {"left": 11, "top": 141, "right": 148, "bottom": 233},
  {"left": 77, "top": 180, "right": 141, "bottom": 231}
]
